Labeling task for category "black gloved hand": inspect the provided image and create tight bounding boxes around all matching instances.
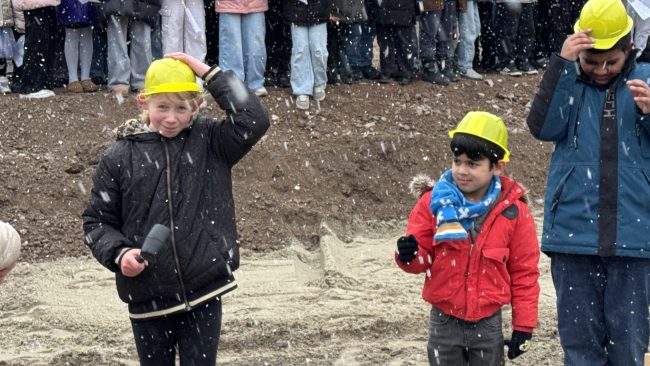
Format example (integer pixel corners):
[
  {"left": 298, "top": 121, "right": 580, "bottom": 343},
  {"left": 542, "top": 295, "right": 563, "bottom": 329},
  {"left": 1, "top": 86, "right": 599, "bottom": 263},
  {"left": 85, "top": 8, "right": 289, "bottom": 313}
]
[
  {"left": 396, "top": 235, "right": 418, "bottom": 263},
  {"left": 504, "top": 330, "right": 532, "bottom": 359}
]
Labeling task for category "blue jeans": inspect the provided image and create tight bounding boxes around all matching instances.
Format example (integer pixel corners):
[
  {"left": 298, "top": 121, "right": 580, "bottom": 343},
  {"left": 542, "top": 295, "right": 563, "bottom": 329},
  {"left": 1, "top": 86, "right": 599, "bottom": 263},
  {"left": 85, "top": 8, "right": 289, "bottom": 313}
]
[
  {"left": 456, "top": 1, "right": 480, "bottom": 72},
  {"left": 131, "top": 298, "right": 222, "bottom": 366},
  {"left": 347, "top": 22, "right": 376, "bottom": 68},
  {"left": 289, "top": 22, "right": 328, "bottom": 96},
  {"left": 427, "top": 306, "right": 504, "bottom": 366},
  {"left": 218, "top": 12, "right": 266, "bottom": 91},
  {"left": 551, "top": 253, "right": 650, "bottom": 366}
]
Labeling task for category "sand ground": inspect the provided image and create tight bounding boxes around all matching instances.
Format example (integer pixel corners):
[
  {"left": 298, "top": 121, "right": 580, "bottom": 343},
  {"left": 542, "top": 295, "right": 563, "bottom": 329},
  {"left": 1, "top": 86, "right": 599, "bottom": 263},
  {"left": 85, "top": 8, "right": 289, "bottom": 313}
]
[{"left": 0, "top": 213, "right": 563, "bottom": 366}]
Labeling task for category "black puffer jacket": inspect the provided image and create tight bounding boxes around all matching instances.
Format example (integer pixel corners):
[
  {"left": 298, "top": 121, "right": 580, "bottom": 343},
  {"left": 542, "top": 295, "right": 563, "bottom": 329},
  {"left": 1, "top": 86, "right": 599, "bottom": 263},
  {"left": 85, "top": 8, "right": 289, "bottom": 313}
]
[
  {"left": 82, "top": 70, "right": 269, "bottom": 319},
  {"left": 100, "top": 0, "right": 160, "bottom": 27},
  {"left": 283, "top": 0, "right": 330, "bottom": 25}
]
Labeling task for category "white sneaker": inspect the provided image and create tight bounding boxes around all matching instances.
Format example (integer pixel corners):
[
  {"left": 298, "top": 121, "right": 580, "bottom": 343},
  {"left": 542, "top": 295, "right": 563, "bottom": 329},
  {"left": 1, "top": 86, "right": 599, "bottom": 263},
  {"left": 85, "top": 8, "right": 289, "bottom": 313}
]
[
  {"left": 19, "top": 89, "right": 55, "bottom": 99},
  {"left": 254, "top": 87, "right": 268, "bottom": 97},
  {"left": 0, "top": 76, "right": 10, "bottom": 93},
  {"left": 296, "top": 95, "right": 309, "bottom": 110},
  {"left": 313, "top": 86, "right": 326, "bottom": 101},
  {"left": 460, "top": 68, "right": 483, "bottom": 80}
]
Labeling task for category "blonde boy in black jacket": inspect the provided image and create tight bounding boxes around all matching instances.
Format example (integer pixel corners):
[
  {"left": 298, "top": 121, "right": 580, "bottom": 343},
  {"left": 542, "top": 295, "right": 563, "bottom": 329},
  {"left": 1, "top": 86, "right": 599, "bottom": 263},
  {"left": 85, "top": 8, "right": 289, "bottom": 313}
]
[{"left": 82, "top": 52, "right": 269, "bottom": 365}]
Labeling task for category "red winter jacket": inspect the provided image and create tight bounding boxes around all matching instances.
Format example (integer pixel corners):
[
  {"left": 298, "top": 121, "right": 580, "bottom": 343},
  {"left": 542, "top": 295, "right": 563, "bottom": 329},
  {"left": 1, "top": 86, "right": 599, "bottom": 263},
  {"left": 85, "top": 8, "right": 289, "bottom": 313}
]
[{"left": 395, "top": 175, "right": 540, "bottom": 333}]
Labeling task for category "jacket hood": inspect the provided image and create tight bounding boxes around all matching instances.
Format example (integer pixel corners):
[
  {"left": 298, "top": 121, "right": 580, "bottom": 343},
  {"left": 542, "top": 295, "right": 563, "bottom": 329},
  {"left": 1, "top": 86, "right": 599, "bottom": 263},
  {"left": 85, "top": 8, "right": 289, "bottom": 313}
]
[
  {"left": 113, "top": 118, "right": 196, "bottom": 140},
  {"left": 113, "top": 119, "right": 151, "bottom": 139}
]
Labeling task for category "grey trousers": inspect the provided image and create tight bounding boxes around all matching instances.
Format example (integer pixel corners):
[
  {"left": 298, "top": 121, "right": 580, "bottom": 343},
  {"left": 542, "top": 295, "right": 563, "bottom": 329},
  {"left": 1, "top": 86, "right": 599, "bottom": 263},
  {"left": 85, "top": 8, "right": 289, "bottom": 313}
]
[
  {"left": 427, "top": 306, "right": 504, "bottom": 366},
  {"left": 106, "top": 15, "right": 152, "bottom": 90}
]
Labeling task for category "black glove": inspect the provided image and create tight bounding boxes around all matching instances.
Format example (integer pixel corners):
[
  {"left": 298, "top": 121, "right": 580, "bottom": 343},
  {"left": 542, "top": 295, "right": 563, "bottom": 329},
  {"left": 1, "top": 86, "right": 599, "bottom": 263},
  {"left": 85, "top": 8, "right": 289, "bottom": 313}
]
[
  {"left": 396, "top": 235, "right": 418, "bottom": 263},
  {"left": 504, "top": 330, "right": 532, "bottom": 359}
]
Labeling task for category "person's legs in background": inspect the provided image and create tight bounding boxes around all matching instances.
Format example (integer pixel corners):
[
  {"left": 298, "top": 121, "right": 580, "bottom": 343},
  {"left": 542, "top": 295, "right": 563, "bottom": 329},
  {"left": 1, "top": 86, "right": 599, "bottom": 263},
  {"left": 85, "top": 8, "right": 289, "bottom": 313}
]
[
  {"left": 514, "top": 3, "right": 537, "bottom": 74},
  {"left": 290, "top": 23, "right": 314, "bottom": 109},
  {"left": 437, "top": 0, "right": 458, "bottom": 82},
  {"left": 128, "top": 20, "right": 152, "bottom": 91},
  {"left": 219, "top": 13, "right": 244, "bottom": 80},
  {"left": 241, "top": 12, "right": 267, "bottom": 94},
  {"left": 265, "top": 0, "right": 291, "bottom": 87},
  {"left": 456, "top": 0, "right": 482, "bottom": 79}
]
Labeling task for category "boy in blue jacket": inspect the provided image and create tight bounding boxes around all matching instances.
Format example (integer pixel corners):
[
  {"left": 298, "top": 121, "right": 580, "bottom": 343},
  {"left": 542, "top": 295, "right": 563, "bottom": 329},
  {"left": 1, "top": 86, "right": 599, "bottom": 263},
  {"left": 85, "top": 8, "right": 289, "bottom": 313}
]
[{"left": 527, "top": 0, "right": 650, "bottom": 364}]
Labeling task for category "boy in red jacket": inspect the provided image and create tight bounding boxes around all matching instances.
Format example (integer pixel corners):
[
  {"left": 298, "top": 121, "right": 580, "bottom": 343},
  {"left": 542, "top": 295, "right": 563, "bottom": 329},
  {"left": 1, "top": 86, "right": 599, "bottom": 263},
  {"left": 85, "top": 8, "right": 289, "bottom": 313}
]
[{"left": 395, "top": 111, "right": 540, "bottom": 365}]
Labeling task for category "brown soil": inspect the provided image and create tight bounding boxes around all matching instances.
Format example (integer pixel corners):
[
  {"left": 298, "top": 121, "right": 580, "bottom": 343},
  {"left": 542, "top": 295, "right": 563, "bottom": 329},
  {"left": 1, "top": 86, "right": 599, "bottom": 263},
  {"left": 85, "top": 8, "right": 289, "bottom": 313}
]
[
  {"left": 0, "top": 75, "right": 560, "bottom": 366},
  {"left": 0, "top": 74, "right": 550, "bottom": 260}
]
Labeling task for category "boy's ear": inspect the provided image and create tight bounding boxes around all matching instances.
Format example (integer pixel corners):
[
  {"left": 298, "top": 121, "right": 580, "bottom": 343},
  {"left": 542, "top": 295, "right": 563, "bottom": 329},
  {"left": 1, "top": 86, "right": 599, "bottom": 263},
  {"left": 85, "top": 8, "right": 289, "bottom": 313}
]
[
  {"left": 136, "top": 94, "right": 148, "bottom": 109},
  {"left": 493, "top": 160, "right": 507, "bottom": 176}
]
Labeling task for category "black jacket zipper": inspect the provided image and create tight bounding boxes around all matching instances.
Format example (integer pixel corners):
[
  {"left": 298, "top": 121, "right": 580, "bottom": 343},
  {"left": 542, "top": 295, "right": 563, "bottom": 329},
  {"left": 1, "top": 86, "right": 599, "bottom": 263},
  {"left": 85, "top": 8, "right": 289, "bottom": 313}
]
[{"left": 164, "top": 139, "right": 191, "bottom": 311}]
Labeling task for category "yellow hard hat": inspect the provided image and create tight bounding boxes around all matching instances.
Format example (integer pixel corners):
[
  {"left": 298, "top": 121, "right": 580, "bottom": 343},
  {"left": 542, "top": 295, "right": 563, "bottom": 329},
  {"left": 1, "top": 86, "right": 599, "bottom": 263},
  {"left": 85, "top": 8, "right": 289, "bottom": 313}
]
[
  {"left": 574, "top": 0, "right": 633, "bottom": 50},
  {"left": 142, "top": 58, "right": 201, "bottom": 96},
  {"left": 449, "top": 111, "right": 510, "bottom": 162}
]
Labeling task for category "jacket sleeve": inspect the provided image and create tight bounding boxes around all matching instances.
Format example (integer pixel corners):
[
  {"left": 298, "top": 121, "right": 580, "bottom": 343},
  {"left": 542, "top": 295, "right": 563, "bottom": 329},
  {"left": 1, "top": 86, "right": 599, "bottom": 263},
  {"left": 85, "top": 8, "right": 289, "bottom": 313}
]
[
  {"left": 395, "top": 192, "right": 435, "bottom": 274},
  {"left": 507, "top": 201, "right": 541, "bottom": 333},
  {"left": 204, "top": 70, "right": 270, "bottom": 167},
  {"left": 81, "top": 145, "right": 132, "bottom": 272},
  {"left": 527, "top": 53, "right": 578, "bottom": 142}
]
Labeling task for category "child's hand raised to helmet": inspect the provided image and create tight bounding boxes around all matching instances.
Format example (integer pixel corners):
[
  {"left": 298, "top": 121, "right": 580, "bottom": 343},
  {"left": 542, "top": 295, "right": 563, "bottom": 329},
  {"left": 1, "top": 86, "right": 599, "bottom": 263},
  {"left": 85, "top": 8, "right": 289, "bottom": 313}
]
[
  {"left": 560, "top": 30, "right": 595, "bottom": 61},
  {"left": 628, "top": 79, "right": 650, "bottom": 114},
  {"left": 164, "top": 52, "right": 210, "bottom": 79}
]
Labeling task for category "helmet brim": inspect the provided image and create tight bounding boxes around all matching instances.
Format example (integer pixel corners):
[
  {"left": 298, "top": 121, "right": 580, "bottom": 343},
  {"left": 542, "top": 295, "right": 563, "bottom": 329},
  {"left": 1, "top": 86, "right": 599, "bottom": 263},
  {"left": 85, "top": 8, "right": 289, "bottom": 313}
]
[
  {"left": 573, "top": 15, "right": 634, "bottom": 50},
  {"left": 142, "top": 82, "right": 201, "bottom": 96}
]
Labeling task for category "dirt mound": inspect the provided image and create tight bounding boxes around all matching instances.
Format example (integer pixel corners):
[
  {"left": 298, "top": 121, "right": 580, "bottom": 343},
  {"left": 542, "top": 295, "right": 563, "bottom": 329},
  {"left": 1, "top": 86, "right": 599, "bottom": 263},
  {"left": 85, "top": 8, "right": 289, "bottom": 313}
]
[{"left": 0, "top": 75, "right": 550, "bottom": 261}]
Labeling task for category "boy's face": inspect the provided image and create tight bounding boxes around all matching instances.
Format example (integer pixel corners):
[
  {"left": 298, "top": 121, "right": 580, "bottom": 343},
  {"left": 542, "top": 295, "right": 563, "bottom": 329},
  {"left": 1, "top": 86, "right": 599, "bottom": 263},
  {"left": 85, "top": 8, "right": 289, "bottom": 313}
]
[
  {"left": 578, "top": 46, "right": 631, "bottom": 86},
  {"left": 451, "top": 154, "right": 505, "bottom": 202},
  {"left": 140, "top": 94, "right": 197, "bottom": 138}
]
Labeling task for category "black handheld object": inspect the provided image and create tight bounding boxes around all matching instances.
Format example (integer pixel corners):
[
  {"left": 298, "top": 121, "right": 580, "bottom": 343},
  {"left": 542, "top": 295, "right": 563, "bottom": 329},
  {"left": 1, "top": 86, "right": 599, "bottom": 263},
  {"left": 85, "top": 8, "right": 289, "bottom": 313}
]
[{"left": 135, "top": 224, "right": 171, "bottom": 265}]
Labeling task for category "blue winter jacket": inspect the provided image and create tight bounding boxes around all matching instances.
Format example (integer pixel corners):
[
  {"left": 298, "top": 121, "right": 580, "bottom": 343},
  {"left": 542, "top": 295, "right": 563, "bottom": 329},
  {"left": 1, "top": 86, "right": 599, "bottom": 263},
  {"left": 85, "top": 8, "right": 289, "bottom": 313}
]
[{"left": 527, "top": 53, "right": 650, "bottom": 259}]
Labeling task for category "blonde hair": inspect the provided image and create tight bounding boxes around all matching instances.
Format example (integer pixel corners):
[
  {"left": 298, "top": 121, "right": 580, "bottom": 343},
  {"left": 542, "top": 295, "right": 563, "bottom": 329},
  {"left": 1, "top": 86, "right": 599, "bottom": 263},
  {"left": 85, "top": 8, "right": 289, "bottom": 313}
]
[{"left": 140, "top": 91, "right": 205, "bottom": 125}]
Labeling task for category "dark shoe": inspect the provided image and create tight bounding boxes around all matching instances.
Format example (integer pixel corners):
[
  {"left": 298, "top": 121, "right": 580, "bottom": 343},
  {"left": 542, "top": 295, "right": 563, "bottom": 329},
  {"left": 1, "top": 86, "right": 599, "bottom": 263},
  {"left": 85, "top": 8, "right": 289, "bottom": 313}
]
[
  {"left": 399, "top": 77, "right": 413, "bottom": 85},
  {"left": 442, "top": 68, "right": 459, "bottom": 82},
  {"left": 421, "top": 70, "right": 450, "bottom": 85},
  {"left": 340, "top": 72, "right": 354, "bottom": 85},
  {"left": 499, "top": 62, "right": 523, "bottom": 76},
  {"left": 264, "top": 74, "right": 278, "bottom": 87},
  {"left": 277, "top": 74, "right": 291, "bottom": 88},
  {"left": 361, "top": 66, "right": 380, "bottom": 80},
  {"left": 80, "top": 79, "right": 99, "bottom": 92},
  {"left": 531, "top": 57, "right": 548, "bottom": 69},
  {"left": 517, "top": 61, "right": 539, "bottom": 75},
  {"left": 328, "top": 71, "right": 341, "bottom": 85},
  {"left": 351, "top": 68, "right": 364, "bottom": 81},
  {"left": 67, "top": 81, "right": 84, "bottom": 93},
  {"left": 377, "top": 73, "right": 393, "bottom": 84}
]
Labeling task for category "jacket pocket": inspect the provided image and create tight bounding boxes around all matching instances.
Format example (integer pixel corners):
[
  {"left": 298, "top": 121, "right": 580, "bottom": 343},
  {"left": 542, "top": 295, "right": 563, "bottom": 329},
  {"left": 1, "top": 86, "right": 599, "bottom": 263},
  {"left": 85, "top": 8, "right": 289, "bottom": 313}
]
[
  {"left": 636, "top": 123, "right": 650, "bottom": 158},
  {"left": 548, "top": 167, "right": 574, "bottom": 229},
  {"left": 478, "top": 247, "right": 511, "bottom": 305}
]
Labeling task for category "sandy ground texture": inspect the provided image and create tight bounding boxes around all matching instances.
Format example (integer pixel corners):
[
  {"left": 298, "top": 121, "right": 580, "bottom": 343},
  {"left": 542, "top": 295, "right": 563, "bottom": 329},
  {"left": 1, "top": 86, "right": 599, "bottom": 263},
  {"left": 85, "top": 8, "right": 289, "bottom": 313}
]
[
  {"left": 0, "top": 73, "right": 562, "bottom": 364},
  {"left": 0, "top": 215, "right": 563, "bottom": 366}
]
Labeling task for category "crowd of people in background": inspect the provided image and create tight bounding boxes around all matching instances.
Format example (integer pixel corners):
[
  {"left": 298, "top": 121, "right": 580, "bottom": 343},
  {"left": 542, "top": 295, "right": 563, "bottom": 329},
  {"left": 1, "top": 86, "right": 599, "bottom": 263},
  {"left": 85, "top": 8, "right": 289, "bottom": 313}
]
[{"left": 1, "top": 0, "right": 649, "bottom": 109}]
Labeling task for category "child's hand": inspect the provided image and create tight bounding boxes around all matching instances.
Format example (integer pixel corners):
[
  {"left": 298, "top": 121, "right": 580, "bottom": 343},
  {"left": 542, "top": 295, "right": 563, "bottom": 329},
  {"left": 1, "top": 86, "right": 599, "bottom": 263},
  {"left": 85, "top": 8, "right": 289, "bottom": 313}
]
[
  {"left": 164, "top": 52, "right": 210, "bottom": 78},
  {"left": 560, "top": 30, "right": 594, "bottom": 61},
  {"left": 627, "top": 79, "right": 650, "bottom": 114},
  {"left": 396, "top": 235, "right": 418, "bottom": 263},
  {"left": 504, "top": 330, "right": 532, "bottom": 359},
  {"left": 120, "top": 249, "right": 147, "bottom": 277}
]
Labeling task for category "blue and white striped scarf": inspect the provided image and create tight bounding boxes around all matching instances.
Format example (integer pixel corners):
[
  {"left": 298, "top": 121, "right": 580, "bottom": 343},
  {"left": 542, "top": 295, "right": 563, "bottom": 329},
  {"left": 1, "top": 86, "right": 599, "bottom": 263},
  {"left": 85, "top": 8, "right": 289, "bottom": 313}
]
[{"left": 429, "top": 169, "right": 501, "bottom": 241}]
